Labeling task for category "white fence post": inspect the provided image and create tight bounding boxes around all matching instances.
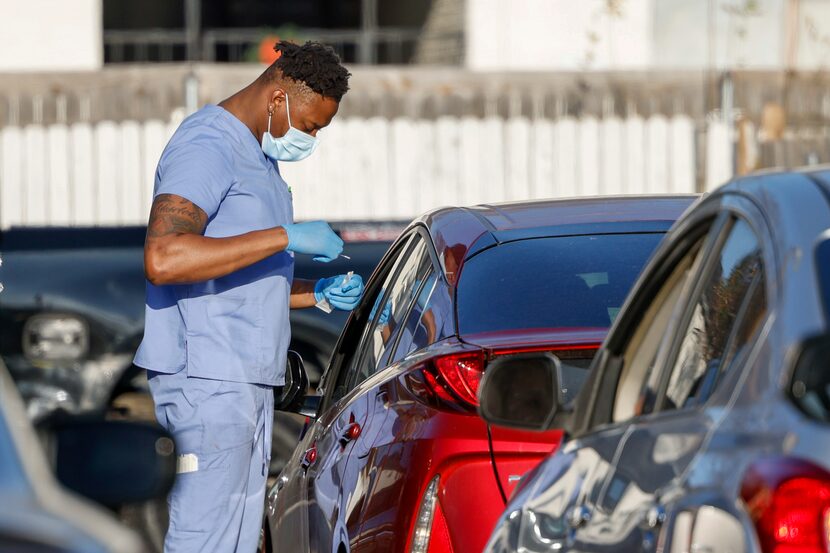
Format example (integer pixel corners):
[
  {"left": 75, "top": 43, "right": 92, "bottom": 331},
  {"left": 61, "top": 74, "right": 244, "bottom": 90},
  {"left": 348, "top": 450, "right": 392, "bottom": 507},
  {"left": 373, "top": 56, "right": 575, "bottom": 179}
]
[
  {"left": 645, "top": 115, "right": 670, "bottom": 194},
  {"left": 23, "top": 125, "right": 48, "bottom": 225},
  {"left": 141, "top": 119, "right": 169, "bottom": 222},
  {"left": 70, "top": 123, "right": 95, "bottom": 225},
  {"left": 435, "top": 116, "right": 462, "bottom": 209},
  {"left": 94, "top": 121, "right": 121, "bottom": 225},
  {"left": 600, "top": 116, "right": 624, "bottom": 195},
  {"left": 119, "top": 121, "right": 143, "bottom": 224},
  {"left": 553, "top": 117, "right": 578, "bottom": 198},
  {"left": 505, "top": 117, "right": 532, "bottom": 201},
  {"left": 624, "top": 116, "right": 646, "bottom": 194},
  {"left": 530, "top": 119, "right": 555, "bottom": 199},
  {"left": 458, "top": 116, "right": 484, "bottom": 207},
  {"left": 706, "top": 120, "right": 734, "bottom": 191},
  {"left": 46, "top": 124, "right": 72, "bottom": 226},
  {"left": 578, "top": 116, "right": 600, "bottom": 196},
  {"left": 670, "top": 116, "right": 696, "bottom": 193},
  {"left": 1, "top": 126, "right": 23, "bottom": 227}
]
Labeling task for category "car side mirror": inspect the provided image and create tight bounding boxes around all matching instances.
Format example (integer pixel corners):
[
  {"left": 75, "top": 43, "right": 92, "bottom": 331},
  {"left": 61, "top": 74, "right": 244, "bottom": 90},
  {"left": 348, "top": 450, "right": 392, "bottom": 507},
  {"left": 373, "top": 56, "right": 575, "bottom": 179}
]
[
  {"left": 53, "top": 420, "right": 176, "bottom": 507},
  {"left": 275, "top": 350, "right": 320, "bottom": 417},
  {"left": 478, "top": 352, "right": 568, "bottom": 431}
]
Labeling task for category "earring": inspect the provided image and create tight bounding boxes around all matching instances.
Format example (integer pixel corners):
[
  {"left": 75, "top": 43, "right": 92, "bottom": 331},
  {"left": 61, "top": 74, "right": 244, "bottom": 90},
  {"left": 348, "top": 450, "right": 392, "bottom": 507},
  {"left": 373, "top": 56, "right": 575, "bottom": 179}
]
[{"left": 267, "top": 110, "right": 273, "bottom": 134}]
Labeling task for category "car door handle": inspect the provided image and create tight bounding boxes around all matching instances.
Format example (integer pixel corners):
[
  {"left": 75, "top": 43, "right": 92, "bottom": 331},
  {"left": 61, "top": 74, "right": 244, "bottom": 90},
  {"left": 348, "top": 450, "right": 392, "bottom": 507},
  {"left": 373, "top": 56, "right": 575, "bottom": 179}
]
[
  {"left": 301, "top": 444, "right": 318, "bottom": 470},
  {"left": 341, "top": 421, "right": 362, "bottom": 444}
]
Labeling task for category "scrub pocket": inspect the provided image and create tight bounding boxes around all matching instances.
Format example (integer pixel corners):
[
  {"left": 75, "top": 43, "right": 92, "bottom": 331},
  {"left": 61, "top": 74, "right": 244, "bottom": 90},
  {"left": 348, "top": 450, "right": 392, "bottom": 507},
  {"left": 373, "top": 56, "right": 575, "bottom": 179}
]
[
  {"left": 185, "top": 294, "right": 264, "bottom": 381},
  {"left": 166, "top": 438, "right": 256, "bottom": 534},
  {"left": 168, "top": 463, "right": 230, "bottom": 533}
]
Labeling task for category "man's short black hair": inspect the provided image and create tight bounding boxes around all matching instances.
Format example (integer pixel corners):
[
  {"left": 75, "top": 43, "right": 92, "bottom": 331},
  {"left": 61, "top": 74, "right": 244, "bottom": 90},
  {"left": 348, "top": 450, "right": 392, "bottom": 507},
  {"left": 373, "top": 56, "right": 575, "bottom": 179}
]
[{"left": 267, "top": 41, "right": 351, "bottom": 102}]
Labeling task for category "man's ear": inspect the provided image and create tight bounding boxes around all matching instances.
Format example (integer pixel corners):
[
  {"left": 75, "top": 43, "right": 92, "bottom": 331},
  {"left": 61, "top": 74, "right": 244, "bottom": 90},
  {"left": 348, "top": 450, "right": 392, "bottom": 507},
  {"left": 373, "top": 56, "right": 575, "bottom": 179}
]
[{"left": 268, "top": 88, "right": 286, "bottom": 113}]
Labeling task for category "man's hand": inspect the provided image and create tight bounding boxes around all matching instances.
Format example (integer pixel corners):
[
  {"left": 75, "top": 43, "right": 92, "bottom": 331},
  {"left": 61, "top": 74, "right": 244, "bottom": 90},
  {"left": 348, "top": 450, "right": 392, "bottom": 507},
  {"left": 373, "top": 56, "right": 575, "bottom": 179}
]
[
  {"left": 283, "top": 221, "right": 344, "bottom": 262},
  {"left": 144, "top": 193, "right": 289, "bottom": 285},
  {"left": 314, "top": 274, "right": 365, "bottom": 311}
]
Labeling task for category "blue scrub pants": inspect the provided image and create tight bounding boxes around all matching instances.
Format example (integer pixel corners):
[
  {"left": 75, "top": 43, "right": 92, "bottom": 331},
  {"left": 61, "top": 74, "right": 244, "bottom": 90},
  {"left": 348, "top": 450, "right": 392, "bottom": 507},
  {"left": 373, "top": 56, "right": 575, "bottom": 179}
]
[{"left": 148, "top": 370, "right": 274, "bottom": 553}]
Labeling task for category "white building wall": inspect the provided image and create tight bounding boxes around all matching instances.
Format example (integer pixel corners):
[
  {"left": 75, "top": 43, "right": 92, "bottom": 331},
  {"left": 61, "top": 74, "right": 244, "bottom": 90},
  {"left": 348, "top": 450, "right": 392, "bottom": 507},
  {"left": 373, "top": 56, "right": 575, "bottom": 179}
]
[
  {"left": 0, "top": 0, "right": 102, "bottom": 71},
  {"left": 465, "top": 0, "right": 830, "bottom": 71},
  {"left": 653, "top": 0, "right": 786, "bottom": 69},
  {"left": 465, "top": 0, "right": 654, "bottom": 70},
  {"left": 797, "top": 0, "right": 830, "bottom": 69}
]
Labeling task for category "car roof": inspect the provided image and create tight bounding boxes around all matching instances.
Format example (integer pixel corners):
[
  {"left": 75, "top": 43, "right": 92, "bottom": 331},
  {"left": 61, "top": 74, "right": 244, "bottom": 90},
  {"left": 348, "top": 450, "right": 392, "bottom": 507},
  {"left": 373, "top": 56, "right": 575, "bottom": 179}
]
[
  {"left": 465, "top": 195, "right": 698, "bottom": 233},
  {"left": 719, "top": 165, "right": 830, "bottom": 198},
  {"left": 712, "top": 166, "right": 830, "bottom": 251},
  {"left": 418, "top": 195, "right": 698, "bottom": 282}
]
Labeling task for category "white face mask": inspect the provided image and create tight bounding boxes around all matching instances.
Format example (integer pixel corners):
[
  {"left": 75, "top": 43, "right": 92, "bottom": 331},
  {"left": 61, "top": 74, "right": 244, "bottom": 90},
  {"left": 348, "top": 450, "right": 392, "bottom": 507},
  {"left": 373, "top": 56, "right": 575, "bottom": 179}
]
[{"left": 261, "top": 92, "right": 319, "bottom": 162}]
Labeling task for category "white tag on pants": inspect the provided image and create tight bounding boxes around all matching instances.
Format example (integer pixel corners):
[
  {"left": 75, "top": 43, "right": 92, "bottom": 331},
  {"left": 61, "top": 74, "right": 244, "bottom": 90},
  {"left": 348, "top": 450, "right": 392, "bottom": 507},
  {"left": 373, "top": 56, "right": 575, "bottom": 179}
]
[{"left": 177, "top": 453, "right": 199, "bottom": 474}]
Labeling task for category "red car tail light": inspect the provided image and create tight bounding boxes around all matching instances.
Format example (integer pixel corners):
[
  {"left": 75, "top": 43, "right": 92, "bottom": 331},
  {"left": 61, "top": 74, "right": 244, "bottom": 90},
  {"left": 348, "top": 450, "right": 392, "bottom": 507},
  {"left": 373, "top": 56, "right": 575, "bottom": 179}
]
[
  {"left": 430, "top": 351, "right": 487, "bottom": 408},
  {"left": 418, "top": 346, "right": 599, "bottom": 411},
  {"left": 741, "top": 457, "right": 830, "bottom": 552}
]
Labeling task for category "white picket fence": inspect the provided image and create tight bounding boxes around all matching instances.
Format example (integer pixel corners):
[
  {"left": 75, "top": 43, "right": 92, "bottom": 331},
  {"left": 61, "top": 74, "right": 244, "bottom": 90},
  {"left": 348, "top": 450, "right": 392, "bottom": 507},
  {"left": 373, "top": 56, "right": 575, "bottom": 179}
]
[{"left": 0, "top": 113, "right": 728, "bottom": 228}]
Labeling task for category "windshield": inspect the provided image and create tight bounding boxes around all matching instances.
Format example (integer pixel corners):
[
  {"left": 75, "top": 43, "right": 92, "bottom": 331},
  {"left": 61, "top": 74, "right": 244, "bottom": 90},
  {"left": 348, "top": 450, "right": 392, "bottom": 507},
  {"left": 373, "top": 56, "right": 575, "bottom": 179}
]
[{"left": 457, "top": 233, "right": 665, "bottom": 336}]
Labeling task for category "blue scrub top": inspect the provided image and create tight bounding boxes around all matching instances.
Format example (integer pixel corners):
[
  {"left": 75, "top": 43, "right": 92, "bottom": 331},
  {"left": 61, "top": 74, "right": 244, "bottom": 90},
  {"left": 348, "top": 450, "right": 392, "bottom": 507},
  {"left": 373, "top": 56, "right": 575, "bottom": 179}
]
[{"left": 134, "top": 105, "right": 294, "bottom": 386}]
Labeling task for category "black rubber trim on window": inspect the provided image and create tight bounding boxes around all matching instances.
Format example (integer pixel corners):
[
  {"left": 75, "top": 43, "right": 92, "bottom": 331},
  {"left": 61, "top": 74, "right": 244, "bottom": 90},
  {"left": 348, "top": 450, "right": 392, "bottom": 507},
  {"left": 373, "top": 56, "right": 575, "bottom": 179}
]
[
  {"left": 803, "top": 172, "right": 830, "bottom": 324},
  {"left": 816, "top": 239, "right": 830, "bottom": 324}
]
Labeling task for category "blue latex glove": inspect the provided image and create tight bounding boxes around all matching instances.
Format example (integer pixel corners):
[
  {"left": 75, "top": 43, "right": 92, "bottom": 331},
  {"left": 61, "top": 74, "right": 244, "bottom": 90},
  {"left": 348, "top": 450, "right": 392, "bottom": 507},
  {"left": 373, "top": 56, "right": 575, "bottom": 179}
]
[
  {"left": 368, "top": 298, "right": 392, "bottom": 325},
  {"left": 315, "top": 274, "right": 365, "bottom": 311},
  {"left": 283, "top": 221, "right": 344, "bottom": 262},
  {"left": 378, "top": 302, "right": 392, "bottom": 325}
]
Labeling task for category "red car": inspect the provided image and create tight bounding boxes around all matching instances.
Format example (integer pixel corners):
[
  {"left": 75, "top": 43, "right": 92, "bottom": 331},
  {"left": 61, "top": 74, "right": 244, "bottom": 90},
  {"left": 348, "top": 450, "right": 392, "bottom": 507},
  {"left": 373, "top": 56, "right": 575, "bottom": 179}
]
[{"left": 264, "top": 196, "right": 696, "bottom": 553}]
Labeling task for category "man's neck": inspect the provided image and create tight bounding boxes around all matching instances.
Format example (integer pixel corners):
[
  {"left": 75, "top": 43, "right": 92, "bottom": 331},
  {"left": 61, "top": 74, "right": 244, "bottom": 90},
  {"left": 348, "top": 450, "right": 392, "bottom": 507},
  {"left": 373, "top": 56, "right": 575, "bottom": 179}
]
[{"left": 218, "top": 84, "right": 261, "bottom": 140}]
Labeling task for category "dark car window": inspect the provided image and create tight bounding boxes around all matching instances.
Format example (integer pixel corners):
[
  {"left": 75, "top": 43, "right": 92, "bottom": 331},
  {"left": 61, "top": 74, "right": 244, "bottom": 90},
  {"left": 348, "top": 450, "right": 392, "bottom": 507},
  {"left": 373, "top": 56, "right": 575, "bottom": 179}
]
[
  {"left": 391, "top": 269, "right": 454, "bottom": 364},
  {"left": 330, "top": 234, "right": 418, "bottom": 403},
  {"left": 349, "top": 236, "right": 430, "bottom": 389},
  {"left": 457, "top": 233, "right": 664, "bottom": 336},
  {"left": 613, "top": 238, "right": 706, "bottom": 422},
  {"left": 662, "top": 218, "right": 764, "bottom": 411}
]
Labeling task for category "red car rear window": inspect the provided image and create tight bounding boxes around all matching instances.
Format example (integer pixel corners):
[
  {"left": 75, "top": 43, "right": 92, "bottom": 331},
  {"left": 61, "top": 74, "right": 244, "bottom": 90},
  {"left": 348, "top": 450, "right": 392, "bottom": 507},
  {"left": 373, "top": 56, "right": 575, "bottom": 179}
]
[{"left": 457, "top": 233, "right": 664, "bottom": 336}]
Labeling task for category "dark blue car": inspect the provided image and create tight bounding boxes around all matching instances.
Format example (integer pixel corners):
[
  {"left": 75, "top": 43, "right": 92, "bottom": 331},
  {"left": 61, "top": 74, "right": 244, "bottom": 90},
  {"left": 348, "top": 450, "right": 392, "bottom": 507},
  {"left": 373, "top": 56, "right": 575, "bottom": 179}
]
[{"left": 482, "top": 168, "right": 830, "bottom": 553}]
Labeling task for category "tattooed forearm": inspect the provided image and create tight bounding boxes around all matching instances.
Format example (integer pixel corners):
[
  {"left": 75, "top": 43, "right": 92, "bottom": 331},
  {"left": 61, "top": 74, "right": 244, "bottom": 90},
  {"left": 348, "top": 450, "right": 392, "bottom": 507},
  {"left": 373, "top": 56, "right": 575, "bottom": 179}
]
[
  {"left": 147, "top": 194, "right": 207, "bottom": 238},
  {"left": 142, "top": 193, "right": 288, "bottom": 285}
]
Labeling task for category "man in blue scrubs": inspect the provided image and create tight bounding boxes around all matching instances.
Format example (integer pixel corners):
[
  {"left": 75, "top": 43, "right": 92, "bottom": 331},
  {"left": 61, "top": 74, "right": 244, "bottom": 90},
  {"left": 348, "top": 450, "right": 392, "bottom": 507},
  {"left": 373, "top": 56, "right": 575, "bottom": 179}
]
[{"left": 133, "top": 41, "right": 364, "bottom": 552}]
